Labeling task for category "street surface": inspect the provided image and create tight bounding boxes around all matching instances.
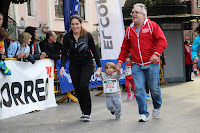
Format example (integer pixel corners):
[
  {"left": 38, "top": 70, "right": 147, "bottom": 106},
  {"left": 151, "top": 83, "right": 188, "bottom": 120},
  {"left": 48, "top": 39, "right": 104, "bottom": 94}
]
[{"left": 0, "top": 75, "right": 200, "bottom": 133}]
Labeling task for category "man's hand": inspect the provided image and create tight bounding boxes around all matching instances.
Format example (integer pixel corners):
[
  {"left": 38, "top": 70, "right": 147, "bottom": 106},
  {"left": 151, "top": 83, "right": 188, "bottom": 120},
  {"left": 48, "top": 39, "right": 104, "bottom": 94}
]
[
  {"left": 194, "top": 57, "right": 199, "bottom": 63},
  {"left": 116, "top": 63, "right": 122, "bottom": 72},
  {"left": 150, "top": 54, "right": 159, "bottom": 63}
]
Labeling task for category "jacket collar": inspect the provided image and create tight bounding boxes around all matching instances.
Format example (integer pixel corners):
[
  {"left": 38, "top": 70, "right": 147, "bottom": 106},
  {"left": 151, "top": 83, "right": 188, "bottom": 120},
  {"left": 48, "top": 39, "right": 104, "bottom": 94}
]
[{"left": 130, "top": 18, "right": 149, "bottom": 28}]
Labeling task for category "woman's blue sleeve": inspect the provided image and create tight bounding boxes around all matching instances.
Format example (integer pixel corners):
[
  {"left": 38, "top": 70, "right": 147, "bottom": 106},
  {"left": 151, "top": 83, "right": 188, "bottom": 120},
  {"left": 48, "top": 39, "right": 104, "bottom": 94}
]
[{"left": 191, "top": 36, "right": 200, "bottom": 61}]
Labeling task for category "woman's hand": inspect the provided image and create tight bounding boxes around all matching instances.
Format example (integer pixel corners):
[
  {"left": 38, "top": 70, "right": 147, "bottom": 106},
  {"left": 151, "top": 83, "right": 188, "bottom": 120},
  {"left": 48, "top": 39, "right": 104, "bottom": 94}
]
[
  {"left": 60, "top": 67, "right": 65, "bottom": 78},
  {"left": 95, "top": 67, "right": 102, "bottom": 77},
  {"left": 23, "top": 53, "right": 29, "bottom": 59}
]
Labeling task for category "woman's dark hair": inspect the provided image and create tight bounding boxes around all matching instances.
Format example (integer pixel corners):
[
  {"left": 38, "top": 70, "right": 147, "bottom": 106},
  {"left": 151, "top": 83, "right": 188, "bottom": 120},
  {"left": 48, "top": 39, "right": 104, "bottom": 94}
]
[
  {"left": 69, "top": 14, "right": 82, "bottom": 24},
  {"left": 69, "top": 15, "right": 87, "bottom": 37},
  {"left": 194, "top": 24, "right": 200, "bottom": 34},
  {"left": 25, "top": 26, "right": 37, "bottom": 43},
  {"left": 59, "top": 33, "right": 64, "bottom": 40}
]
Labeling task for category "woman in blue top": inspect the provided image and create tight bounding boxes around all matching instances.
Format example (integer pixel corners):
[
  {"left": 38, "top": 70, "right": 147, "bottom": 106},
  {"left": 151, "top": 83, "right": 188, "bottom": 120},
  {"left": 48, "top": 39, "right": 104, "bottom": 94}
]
[{"left": 7, "top": 32, "right": 35, "bottom": 64}]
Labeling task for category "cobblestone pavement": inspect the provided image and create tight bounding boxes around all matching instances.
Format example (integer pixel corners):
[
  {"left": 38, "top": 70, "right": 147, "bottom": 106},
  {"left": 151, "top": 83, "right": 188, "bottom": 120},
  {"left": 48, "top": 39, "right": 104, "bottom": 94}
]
[{"left": 0, "top": 75, "right": 200, "bottom": 133}]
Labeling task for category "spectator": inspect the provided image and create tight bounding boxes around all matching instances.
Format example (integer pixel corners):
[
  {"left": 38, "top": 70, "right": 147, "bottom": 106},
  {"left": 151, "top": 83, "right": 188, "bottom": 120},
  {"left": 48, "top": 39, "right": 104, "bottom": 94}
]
[
  {"left": 0, "top": 28, "right": 11, "bottom": 75},
  {"left": 54, "top": 33, "right": 64, "bottom": 56},
  {"left": 57, "top": 33, "right": 65, "bottom": 45},
  {"left": 39, "top": 31, "right": 60, "bottom": 61},
  {"left": 25, "top": 26, "right": 46, "bottom": 60},
  {"left": 116, "top": 3, "right": 167, "bottom": 122},
  {"left": 7, "top": 32, "right": 35, "bottom": 64},
  {"left": 184, "top": 41, "right": 193, "bottom": 82},
  {"left": 0, "top": 12, "right": 11, "bottom": 57},
  {"left": 0, "top": 28, "right": 6, "bottom": 61}
]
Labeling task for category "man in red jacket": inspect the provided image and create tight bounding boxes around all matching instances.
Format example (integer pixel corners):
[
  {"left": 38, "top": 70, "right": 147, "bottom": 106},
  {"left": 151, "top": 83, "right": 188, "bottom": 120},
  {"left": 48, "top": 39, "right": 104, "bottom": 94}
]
[
  {"left": 184, "top": 41, "right": 193, "bottom": 82},
  {"left": 116, "top": 3, "right": 167, "bottom": 122}
]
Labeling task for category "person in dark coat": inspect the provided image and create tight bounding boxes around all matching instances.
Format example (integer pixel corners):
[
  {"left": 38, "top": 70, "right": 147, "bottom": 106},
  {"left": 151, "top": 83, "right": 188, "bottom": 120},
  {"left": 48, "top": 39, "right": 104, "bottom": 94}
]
[
  {"left": 39, "top": 31, "right": 61, "bottom": 61},
  {"left": 25, "top": 26, "right": 46, "bottom": 60}
]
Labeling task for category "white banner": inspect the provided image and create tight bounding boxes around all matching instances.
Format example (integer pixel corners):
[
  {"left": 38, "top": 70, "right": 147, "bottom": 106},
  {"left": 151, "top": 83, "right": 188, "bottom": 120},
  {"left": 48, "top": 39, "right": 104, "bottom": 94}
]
[
  {"left": 0, "top": 59, "right": 57, "bottom": 119},
  {"left": 95, "top": 0, "right": 125, "bottom": 60}
]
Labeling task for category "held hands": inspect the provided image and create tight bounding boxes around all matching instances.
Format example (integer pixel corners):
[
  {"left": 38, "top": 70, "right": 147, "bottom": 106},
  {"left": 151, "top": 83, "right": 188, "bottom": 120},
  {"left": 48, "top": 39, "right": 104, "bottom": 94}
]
[
  {"left": 194, "top": 57, "right": 199, "bottom": 63},
  {"left": 60, "top": 67, "right": 65, "bottom": 78},
  {"left": 95, "top": 67, "right": 102, "bottom": 77},
  {"left": 150, "top": 54, "right": 159, "bottom": 63}
]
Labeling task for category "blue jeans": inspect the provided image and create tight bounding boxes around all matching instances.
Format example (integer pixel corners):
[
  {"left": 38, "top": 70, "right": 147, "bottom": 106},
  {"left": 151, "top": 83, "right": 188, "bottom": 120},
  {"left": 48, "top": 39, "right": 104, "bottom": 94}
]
[{"left": 132, "top": 63, "right": 162, "bottom": 117}]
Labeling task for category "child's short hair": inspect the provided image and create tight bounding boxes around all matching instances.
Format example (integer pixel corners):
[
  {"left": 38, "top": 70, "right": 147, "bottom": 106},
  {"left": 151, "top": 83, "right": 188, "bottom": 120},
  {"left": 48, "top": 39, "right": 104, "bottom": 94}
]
[
  {"left": 18, "top": 32, "right": 32, "bottom": 44},
  {"left": 127, "top": 54, "right": 132, "bottom": 60},
  {"left": 0, "top": 29, "right": 7, "bottom": 41},
  {"left": 104, "top": 62, "right": 116, "bottom": 71}
]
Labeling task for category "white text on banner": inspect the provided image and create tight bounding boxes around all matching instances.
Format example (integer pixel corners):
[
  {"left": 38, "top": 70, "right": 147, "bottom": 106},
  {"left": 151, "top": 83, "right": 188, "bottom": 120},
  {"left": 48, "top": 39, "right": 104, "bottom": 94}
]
[{"left": 95, "top": 0, "right": 125, "bottom": 60}]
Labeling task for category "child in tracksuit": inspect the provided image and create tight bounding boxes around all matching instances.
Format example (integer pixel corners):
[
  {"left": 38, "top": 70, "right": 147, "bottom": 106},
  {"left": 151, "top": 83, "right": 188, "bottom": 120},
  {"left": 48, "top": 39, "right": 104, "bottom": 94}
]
[
  {"left": 0, "top": 29, "right": 11, "bottom": 75},
  {"left": 193, "top": 63, "right": 198, "bottom": 76},
  {"left": 96, "top": 62, "right": 122, "bottom": 120},
  {"left": 124, "top": 54, "right": 135, "bottom": 99}
]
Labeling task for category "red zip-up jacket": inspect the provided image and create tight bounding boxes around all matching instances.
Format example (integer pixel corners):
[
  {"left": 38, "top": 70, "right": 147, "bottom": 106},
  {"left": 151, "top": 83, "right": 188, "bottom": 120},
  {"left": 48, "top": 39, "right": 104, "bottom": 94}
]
[
  {"left": 184, "top": 43, "right": 192, "bottom": 65},
  {"left": 118, "top": 19, "right": 167, "bottom": 66}
]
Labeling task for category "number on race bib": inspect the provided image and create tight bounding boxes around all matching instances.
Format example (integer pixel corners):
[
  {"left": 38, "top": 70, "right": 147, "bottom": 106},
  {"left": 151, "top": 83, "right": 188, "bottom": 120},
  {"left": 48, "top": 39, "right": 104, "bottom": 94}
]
[{"left": 103, "top": 79, "right": 118, "bottom": 93}]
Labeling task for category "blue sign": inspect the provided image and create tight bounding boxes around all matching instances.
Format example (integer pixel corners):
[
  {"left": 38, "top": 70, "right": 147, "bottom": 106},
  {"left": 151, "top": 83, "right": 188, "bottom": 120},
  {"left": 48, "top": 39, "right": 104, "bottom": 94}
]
[{"left": 63, "top": 0, "right": 79, "bottom": 32}]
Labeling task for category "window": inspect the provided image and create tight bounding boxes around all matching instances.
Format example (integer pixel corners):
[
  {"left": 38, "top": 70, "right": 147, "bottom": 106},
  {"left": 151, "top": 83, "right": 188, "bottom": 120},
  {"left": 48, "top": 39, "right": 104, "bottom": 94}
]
[
  {"left": 198, "top": 0, "right": 200, "bottom": 8},
  {"left": 77, "top": 0, "right": 85, "bottom": 20},
  {"left": 27, "top": 0, "right": 36, "bottom": 16},
  {"left": 55, "top": 0, "right": 64, "bottom": 18}
]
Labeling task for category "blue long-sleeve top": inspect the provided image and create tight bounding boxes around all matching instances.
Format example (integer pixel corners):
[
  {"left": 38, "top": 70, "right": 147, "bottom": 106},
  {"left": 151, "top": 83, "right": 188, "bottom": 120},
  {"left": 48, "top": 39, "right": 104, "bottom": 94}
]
[{"left": 7, "top": 41, "right": 35, "bottom": 64}]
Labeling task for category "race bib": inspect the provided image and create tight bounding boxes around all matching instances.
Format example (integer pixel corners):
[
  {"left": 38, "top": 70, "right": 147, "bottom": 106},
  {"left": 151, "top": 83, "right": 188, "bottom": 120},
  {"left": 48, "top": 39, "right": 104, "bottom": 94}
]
[
  {"left": 103, "top": 79, "right": 118, "bottom": 93},
  {"left": 125, "top": 66, "right": 132, "bottom": 76}
]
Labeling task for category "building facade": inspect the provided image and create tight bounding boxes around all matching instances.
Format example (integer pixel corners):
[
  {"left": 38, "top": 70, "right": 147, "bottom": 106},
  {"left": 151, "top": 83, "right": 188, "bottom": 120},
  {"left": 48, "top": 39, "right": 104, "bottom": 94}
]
[{"left": 8, "top": 0, "right": 100, "bottom": 38}]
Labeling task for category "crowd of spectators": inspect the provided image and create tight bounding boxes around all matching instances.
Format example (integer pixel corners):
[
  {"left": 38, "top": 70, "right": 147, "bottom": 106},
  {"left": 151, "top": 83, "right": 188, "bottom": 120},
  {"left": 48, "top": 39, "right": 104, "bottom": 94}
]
[{"left": 0, "top": 12, "right": 63, "bottom": 64}]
